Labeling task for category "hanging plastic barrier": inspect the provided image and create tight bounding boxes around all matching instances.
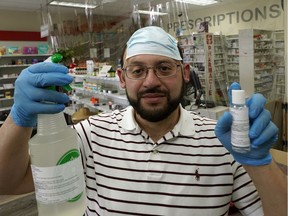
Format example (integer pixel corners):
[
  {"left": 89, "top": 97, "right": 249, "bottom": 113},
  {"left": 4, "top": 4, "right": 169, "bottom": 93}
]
[
  {"left": 130, "top": 0, "right": 193, "bottom": 35},
  {"left": 43, "top": 0, "right": 197, "bottom": 62}
]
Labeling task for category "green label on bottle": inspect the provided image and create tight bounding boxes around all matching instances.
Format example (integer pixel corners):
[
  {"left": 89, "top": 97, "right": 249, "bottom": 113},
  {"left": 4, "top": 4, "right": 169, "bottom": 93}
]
[
  {"left": 57, "top": 149, "right": 83, "bottom": 202},
  {"left": 57, "top": 149, "right": 80, "bottom": 165},
  {"left": 31, "top": 153, "right": 85, "bottom": 205}
]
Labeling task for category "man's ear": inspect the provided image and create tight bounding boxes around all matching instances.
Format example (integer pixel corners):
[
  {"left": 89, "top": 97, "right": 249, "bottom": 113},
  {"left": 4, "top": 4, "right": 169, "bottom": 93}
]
[
  {"left": 117, "top": 68, "right": 126, "bottom": 88},
  {"left": 183, "top": 63, "right": 190, "bottom": 83}
]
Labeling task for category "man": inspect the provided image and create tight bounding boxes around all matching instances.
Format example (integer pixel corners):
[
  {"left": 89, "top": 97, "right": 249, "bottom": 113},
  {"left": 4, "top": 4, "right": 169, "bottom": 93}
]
[{"left": 0, "top": 26, "right": 286, "bottom": 215}]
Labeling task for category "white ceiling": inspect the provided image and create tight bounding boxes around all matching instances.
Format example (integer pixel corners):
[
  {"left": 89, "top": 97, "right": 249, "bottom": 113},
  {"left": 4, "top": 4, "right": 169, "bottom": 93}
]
[{"left": 0, "top": 0, "right": 237, "bottom": 16}]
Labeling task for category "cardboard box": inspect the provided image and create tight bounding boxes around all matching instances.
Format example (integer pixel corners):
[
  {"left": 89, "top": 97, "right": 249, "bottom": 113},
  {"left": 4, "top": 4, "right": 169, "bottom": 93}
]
[
  {"left": 266, "top": 100, "right": 285, "bottom": 150},
  {"left": 270, "top": 148, "right": 287, "bottom": 175}
]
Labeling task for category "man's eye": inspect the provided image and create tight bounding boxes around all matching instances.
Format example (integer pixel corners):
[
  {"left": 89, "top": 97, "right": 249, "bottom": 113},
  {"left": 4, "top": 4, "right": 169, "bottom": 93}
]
[
  {"left": 132, "top": 68, "right": 145, "bottom": 74},
  {"left": 158, "top": 66, "right": 170, "bottom": 71}
]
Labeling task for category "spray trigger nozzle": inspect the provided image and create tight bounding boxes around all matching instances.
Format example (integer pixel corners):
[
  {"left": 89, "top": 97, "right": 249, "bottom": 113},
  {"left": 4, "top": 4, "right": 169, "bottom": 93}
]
[{"left": 46, "top": 53, "right": 72, "bottom": 93}]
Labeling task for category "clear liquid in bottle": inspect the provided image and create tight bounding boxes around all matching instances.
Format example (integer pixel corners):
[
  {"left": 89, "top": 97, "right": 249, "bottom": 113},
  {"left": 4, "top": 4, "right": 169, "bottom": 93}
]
[{"left": 29, "top": 112, "right": 86, "bottom": 216}]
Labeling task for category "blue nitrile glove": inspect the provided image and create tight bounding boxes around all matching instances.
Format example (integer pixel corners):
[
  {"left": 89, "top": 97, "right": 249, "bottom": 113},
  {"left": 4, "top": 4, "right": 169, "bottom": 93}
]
[
  {"left": 215, "top": 82, "right": 279, "bottom": 166},
  {"left": 11, "top": 62, "right": 73, "bottom": 127}
]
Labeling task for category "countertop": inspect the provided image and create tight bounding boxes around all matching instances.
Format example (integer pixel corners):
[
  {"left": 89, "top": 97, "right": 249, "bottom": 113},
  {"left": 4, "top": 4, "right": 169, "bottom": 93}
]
[{"left": 0, "top": 192, "right": 37, "bottom": 216}]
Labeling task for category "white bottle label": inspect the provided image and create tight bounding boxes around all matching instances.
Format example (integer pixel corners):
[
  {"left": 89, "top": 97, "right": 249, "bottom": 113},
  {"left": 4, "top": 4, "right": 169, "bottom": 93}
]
[
  {"left": 230, "top": 107, "right": 250, "bottom": 147},
  {"left": 31, "top": 156, "right": 85, "bottom": 204}
]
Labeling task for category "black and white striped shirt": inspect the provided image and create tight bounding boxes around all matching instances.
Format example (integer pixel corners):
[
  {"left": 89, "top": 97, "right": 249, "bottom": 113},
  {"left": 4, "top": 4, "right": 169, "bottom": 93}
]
[{"left": 74, "top": 106, "right": 263, "bottom": 216}]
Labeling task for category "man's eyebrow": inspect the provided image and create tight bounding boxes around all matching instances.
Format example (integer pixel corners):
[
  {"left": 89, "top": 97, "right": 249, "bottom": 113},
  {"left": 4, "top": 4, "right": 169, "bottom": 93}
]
[
  {"left": 126, "top": 60, "right": 145, "bottom": 65},
  {"left": 126, "top": 59, "right": 176, "bottom": 65}
]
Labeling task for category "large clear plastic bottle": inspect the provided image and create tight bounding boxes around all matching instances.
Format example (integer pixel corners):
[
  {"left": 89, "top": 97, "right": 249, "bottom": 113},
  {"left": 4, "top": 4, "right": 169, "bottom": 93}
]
[
  {"left": 230, "top": 89, "right": 251, "bottom": 153},
  {"left": 29, "top": 112, "right": 87, "bottom": 216}
]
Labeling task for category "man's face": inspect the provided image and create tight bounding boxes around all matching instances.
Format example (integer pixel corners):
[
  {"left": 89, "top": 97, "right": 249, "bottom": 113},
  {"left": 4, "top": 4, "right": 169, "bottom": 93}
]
[{"left": 118, "top": 54, "right": 189, "bottom": 122}]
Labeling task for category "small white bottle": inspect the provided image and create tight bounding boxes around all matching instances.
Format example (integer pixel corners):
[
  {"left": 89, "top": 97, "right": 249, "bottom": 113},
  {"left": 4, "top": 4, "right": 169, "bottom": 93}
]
[
  {"left": 230, "top": 89, "right": 251, "bottom": 153},
  {"left": 29, "top": 112, "right": 87, "bottom": 216},
  {"left": 86, "top": 60, "right": 94, "bottom": 75}
]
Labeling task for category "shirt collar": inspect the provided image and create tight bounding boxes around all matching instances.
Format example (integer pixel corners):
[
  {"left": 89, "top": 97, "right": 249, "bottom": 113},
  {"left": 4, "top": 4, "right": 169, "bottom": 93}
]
[
  {"left": 119, "top": 106, "right": 138, "bottom": 131},
  {"left": 174, "top": 105, "right": 196, "bottom": 136},
  {"left": 119, "top": 105, "right": 195, "bottom": 136}
]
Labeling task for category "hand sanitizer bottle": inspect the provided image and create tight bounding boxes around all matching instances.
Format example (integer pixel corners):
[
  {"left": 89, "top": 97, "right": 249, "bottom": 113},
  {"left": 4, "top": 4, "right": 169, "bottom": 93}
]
[
  {"left": 230, "top": 90, "right": 251, "bottom": 153},
  {"left": 28, "top": 54, "right": 86, "bottom": 216}
]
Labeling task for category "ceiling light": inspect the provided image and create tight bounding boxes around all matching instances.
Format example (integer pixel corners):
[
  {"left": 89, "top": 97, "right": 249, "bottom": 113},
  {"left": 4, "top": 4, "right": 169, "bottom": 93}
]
[
  {"left": 175, "top": 0, "right": 218, "bottom": 6},
  {"left": 134, "top": 10, "right": 168, "bottom": 16},
  {"left": 49, "top": 1, "right": 97, "bottom": 9}
]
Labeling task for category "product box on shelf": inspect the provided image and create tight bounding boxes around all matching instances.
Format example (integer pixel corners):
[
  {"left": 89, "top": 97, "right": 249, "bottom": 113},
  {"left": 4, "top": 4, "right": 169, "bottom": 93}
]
[
  {"left": 37, "top": 44, "right": 49, "bottom": 54},
  {"left": 0, "top": 46, "right": 6, "bottom": 56},
  {"left": 23, "top": 47, "right": 38, "bottom": 54},
  {"left": 7, "top": 46, "right": 21, "bottom": 55},
  {"left": 5, "top": 91, "right": 11, "bottom": 99}
]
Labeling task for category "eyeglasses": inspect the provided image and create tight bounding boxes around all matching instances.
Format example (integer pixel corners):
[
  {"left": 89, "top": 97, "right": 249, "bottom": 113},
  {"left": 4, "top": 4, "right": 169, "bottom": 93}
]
[{"left": 123, "top": 62, "right": 181, "bottom": 80}]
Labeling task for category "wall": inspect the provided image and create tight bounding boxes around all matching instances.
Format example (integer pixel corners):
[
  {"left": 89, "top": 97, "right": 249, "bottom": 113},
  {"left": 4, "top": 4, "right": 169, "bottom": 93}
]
[
  {"left": 0, "top": 10, "right": 41, "bottom": 31},
  {"left": 0, "top": 10, "right": 48, "bottom": 55},
  {"left": 165, "top": 0, "right": 284, "bottom": 36},
  {"left": 0, "top": 0, "right": 284, "bottom": 35}
]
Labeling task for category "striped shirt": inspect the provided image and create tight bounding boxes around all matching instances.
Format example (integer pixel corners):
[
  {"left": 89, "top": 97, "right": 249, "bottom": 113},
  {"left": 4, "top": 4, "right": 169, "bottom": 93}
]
[{"left": 74, "top": 105, "right": 263, "bottom": 216}]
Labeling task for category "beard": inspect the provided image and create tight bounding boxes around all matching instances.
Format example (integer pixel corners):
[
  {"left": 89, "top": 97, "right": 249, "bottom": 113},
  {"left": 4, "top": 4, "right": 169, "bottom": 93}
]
[{"left": 126, "top": 80, "right": 186, "bottom": 122}]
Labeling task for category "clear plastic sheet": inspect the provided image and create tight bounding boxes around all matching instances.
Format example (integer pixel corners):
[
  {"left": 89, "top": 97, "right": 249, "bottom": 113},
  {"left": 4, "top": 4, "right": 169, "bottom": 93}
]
[
  {"left": 43, "top": 1, "right": 199, "bottom": 64},
  {"left": 42, "top": 0, "right": 285, "bottom": 107}
]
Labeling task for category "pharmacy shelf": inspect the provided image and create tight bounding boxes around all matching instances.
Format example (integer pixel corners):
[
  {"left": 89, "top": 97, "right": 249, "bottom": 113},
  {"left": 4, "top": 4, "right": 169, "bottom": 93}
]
[
  {"left": 238, "top": 29, "right": 274, "bottom": 99},
  {"left": 68, "top": 72, "right": 129, "bottom": 115}
]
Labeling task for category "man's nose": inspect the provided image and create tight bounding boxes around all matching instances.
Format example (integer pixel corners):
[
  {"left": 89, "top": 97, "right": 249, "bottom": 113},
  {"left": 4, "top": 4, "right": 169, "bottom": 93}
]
[{"left": 143, "top": 68, "right": 162, "bottom": 86}]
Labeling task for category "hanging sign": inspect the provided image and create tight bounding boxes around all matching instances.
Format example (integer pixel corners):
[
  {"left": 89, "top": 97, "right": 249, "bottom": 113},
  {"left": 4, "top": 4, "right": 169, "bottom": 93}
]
[{"left": 40, "top": 24, "right": 49, "bottom": 38}]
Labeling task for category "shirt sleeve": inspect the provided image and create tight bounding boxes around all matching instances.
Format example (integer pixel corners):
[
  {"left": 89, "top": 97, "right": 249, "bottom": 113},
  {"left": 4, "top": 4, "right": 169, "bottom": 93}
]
[
  {"left": 72, "top": 118, "right": 92, "bottom": 173},
  {"left": 231, "top": 162, "right": 264, "bottom": 216}
]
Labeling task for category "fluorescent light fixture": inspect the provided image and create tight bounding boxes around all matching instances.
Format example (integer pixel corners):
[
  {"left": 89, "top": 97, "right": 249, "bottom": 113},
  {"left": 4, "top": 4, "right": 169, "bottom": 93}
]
[
  {"left": 134, "top": 10, "right": 168, "bottom": 16},
  {"left": 49, "top": 1, "right": 97, "bottom": 9},
  {"left": 175, "top": 0, "right": 218, "bottom": 6}
]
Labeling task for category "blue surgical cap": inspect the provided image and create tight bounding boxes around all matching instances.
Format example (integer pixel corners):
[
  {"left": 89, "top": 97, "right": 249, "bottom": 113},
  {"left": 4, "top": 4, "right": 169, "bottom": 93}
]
[{"left": 126, "top": 26, "right": 182, "bottom": 61}]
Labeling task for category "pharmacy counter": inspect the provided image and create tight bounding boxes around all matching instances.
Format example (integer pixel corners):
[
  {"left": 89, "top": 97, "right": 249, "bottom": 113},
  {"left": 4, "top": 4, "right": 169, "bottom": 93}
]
[{"left": 0, "top": 192, "right": 37, "bottom": 216}]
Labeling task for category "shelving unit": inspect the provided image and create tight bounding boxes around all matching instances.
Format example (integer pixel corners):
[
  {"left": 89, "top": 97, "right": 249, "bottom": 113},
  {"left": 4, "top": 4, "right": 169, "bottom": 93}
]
[
  {"left": 272, "top": 30, "right": 285, "bottom": 101},
  {"left": 178, "top": 34, "right": 206, "bottom": 88},
  {"left": 213, "top": 35, "right": 229, "bottom": 106},
  {"left": 0, "top": 54, "right": 50, "bottom": 125},
  {"left": 239, "top": 29, "right": 274, "bottom": 99},
  {"left": 66, "top": 74, "right": 129, "bottom": 115},
  {"left": 178, "top": 33, "right": 228, "bottom": 106},
  {"left": 225, "top": 35, "right": 240, "bottom": 86}
]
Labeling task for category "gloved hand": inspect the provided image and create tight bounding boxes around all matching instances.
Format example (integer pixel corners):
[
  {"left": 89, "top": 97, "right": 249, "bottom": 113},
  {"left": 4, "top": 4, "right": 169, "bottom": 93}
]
[
  {"left": 11, "top": 62, "right": 73, "bottom": 127},
  {"left": 215, "top": 82, "right": 279, "bottom": 166}
]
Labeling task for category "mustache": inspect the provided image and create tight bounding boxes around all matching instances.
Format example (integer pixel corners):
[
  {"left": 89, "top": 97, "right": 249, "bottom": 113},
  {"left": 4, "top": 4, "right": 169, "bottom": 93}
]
[{"left": 138, "top": 87, "right": 167, "bottom": 97}]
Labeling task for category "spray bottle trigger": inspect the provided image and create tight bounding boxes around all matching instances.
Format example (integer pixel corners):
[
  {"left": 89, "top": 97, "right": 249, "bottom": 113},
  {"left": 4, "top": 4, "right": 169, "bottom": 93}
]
[{"left": 46, "top": 53, "right": 72, "bottom": 93}]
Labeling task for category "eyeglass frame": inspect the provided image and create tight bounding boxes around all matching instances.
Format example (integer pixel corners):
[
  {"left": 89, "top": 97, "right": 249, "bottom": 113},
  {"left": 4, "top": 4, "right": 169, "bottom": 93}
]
[{"left": 122, "top": 61, "right": 182, "bottom": 80}]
